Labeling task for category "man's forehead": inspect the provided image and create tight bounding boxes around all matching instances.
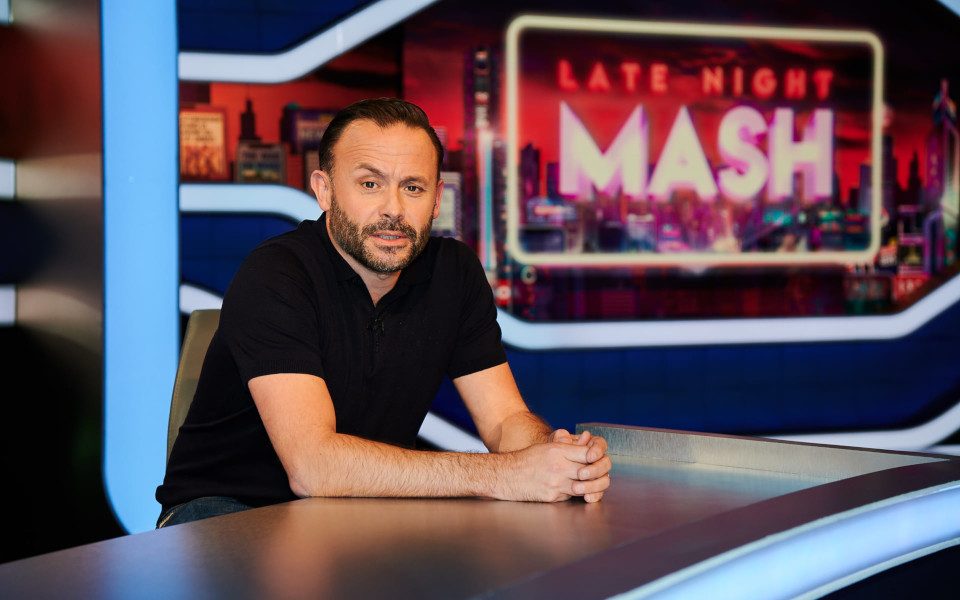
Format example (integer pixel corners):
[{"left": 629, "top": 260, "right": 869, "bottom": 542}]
[{"left": 333, "top": 120, "right": 437, "bottom": 173}]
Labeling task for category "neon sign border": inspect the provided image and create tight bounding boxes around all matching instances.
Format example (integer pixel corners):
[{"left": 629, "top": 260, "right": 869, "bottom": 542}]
[{"left": 505, "top": 15, "right": 885, "bottom": 267}]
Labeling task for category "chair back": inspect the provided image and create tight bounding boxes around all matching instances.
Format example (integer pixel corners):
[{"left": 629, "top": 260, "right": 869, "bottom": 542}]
[{"left": 167, "top": 309, "right": 221, "bottom": 459}]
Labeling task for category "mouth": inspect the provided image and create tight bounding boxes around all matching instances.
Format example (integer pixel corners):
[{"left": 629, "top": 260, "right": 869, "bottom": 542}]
[{"left": 369, "top": 231, "right": 410, "bottom": 244}]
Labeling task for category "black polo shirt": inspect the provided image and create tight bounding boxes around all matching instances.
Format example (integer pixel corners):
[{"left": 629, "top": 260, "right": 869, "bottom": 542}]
[{"left": 156, "top": 214, "right": 506, "bottom": 512}]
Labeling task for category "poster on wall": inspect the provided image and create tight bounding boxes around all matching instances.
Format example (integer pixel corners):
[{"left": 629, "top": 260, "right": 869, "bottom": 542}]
[
  {"left": 236, "top": 142, "right": 286, "bottom": 183},
  {"left": 179, "top": 106, "right": 229, "bottom": 181},
  {"left": 281, "top": 107, "right": 336, "bottom": 190},
  {"left": 283, "top": 107, "right": 336, "bottom": 154}
]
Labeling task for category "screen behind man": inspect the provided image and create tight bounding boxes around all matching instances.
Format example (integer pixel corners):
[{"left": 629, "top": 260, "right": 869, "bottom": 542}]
[{"left": 156, "top": 98, "right": 611, "bottom": 527}]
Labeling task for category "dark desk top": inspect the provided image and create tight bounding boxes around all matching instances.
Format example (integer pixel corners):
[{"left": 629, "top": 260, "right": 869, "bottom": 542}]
[{"left": 2, "top": 425, "right": 958, "bottom": 599}]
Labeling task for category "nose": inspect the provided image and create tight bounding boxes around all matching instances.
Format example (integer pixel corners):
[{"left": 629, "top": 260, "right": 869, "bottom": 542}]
[{"left": 381, "top": 186, "right": 405, "bottom": 219}]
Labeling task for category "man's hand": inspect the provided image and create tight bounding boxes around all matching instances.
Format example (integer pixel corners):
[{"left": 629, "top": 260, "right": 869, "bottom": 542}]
[
  {"left": 494, "top": 430, "right": 611, "bottom": 503},
  {"left": 496, "top": 441, "right": 611, "bottom": 502},
  {"left": 550, "top": 429, "right": 611, "bottom": 503}
]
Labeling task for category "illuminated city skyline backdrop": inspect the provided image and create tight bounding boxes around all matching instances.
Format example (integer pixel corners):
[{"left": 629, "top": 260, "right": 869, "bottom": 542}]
[{"left": 178, "top": 0, "right": 960, "bottom": 321}]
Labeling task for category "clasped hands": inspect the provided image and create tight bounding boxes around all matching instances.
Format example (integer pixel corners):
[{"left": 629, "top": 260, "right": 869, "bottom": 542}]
[
  {"left": 503, "top": 428, "right": 611, "bottom": 504},
  {"left": 550, "top": 428, "right": 611, "bottom": 503}
]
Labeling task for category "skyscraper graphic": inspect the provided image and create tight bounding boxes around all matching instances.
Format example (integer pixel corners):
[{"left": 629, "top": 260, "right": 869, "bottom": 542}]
[
  {"left": 924, "top": 79, "right": 959, "bottom": 266},
  {"left": 463, "top": 46, "right": 499, "bottom": 254}
]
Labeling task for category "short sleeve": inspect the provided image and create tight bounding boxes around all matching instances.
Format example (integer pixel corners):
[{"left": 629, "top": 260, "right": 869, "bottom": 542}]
[
  {"left": 446, "top": 244, "right": 507, "bottom": 379},
  {"left": 219, "top": 244, "right": 325, "bottom": 383}
]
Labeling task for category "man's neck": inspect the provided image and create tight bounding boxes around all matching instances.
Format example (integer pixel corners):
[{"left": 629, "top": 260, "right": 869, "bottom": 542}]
[
  {"left": 360, "top": 270, "right": 400, "bottom": 306},
  {"left": 326, "top": 223, "right": 400, "bottom": 306}
]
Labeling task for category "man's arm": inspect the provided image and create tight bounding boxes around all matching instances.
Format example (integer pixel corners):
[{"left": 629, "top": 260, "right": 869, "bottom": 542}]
[
  {"left": 248, "top": 373, "right": 608, "bottom": 502},
  {"left": 454, "top": 363, "right": 611, "bottom": 502},
  {"left": 452, "top": 363, "right": 551, "bottom": 452}
]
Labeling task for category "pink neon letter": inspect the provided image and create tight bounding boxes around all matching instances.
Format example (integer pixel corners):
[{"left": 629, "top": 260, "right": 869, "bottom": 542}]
[
  {"left": 559, "top": 101, "right": 648, "bottom": 198},
  {"left": 648, "top": 106, "right": 718, "bottom": 202},
  {"left": 717, "top": 106, "right": 769, "bottom": 203},
  {"left": 768, "top": 108, "right": 834, "bottom": 202}
]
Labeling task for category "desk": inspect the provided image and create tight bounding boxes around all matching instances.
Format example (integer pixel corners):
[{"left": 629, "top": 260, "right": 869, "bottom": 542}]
[{"left": 2, "top": 425, "right": 959, "bottom": 598}]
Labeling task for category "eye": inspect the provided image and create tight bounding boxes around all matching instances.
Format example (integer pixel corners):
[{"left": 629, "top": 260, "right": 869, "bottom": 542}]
[
  {"left": 361, "top": 181, "right": 378, "bottom": 190},
  {"left": 405, "top": 185, "right": 424, "bottom": 193}
]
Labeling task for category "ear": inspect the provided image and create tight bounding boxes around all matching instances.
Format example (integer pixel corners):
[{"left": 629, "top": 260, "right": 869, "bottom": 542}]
[
  {"left": 310, "top": 169, "right": 333, "bottom": 212},
  {"left": 432, "top": 178, "right": 444, "bottom": 220}
]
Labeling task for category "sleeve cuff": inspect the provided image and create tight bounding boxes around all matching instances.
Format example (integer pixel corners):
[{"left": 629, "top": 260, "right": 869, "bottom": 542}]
[
  {"left": 447, "top": 351, "right": 507, "bottom": 380},
  {"left": 240, "top": 359, "right": 325, "bottom": 383}
]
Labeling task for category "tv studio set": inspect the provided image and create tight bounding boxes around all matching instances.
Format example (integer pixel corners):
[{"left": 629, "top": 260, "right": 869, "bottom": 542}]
[{"left": 1, "top": 0, "right": 960, "bottom": 597}]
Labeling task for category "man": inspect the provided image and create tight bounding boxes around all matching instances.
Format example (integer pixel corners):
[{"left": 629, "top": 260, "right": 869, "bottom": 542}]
[{"left": 156, "top": 98, "right": 611, "bottom": 527}]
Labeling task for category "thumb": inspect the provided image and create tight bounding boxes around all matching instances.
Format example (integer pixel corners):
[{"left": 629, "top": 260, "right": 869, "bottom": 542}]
[{"left": 559, "top": 442, "right": 591, "bottom": 464}]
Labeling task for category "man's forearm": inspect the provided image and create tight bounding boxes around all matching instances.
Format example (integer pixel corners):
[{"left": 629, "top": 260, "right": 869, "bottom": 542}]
[
  {"left": 287, "top": 427, "right": 610, "bottom": 504},
  {"left": 494, "top": 411, "right": 553, "bottom": 453},
  {"left": 251, "top": 372, "right": 608, "bottom": 502},
  {"left": 288, "top": 432, "right": 507, "bottom": 499}
]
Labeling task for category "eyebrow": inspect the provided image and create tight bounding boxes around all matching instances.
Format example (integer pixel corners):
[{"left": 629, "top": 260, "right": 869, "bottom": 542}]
[
  {"left": 354, "top": 163, "right": 387, "bottom": 179},
  {"left": 354, "top": 163, "right": 430, "bottom": 186},
  {"left": 401, "top": 174, "right": 430, "bottom": 186}
]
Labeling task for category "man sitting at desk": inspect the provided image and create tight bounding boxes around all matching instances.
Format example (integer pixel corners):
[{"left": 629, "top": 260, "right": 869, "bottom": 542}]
[{"left": 156, "top": 98, "right": 612, "bottom": 527}]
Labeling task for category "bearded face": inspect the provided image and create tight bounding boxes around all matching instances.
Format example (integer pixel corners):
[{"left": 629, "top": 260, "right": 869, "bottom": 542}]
[
  {"left": 313, "top": 121, "right": 442, "bottom": 277},
  {"left": 327, "top": 188, "right": 434, "bottom": 274}
]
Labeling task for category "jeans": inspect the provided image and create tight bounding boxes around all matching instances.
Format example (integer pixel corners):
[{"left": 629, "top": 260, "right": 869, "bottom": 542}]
[{"left": 156, "top": 496, "right": 252, "bottom": 528}]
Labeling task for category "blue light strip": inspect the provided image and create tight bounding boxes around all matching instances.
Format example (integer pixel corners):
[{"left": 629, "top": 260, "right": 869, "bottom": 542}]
[
  {"left": 180, "top": 183, "right": 320, "bottom": 223},
  {"left": 2, "top": 159, "right": 16, "bottom": 325},
  {"left": 775, "top": 396, "right": 960, "bottom": 450},
  {"left": 619, "top": 484, "right": 960, "bottom": 599},
  {"left": 0, "top": 159, "right": 13, "bottom": 197},
  {"left": 178, "top": 0, "right": 439, "bottom": 83},
  {"left": 477, "top": 131, "right": 496, "bottom": 272},
  {"left": 494, "top": 272, "right": 960, "bottom": 348},
  {"left": 102, "top": 0, "right": 179, "bottom": 533},
  {"left": 0, "top": 285, "right": 14, "bottom": 325},
  {"left": 939, "top": 1, "right": 960, "bottom": 18}
]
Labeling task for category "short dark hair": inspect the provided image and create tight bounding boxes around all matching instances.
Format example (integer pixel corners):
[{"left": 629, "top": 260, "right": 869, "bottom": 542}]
[{"left": 318, "top": 98, "right": 444, "bottom": 179}]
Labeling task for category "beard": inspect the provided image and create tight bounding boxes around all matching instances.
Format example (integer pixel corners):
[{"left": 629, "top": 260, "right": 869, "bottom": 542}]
[{"left": 327, "top": 192, "right": 434, "bottom": 274}]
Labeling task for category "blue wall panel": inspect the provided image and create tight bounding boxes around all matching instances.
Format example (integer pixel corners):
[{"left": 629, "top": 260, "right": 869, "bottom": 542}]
[{"left": 178, "top": 0, "right": 372, "bottom": 52}]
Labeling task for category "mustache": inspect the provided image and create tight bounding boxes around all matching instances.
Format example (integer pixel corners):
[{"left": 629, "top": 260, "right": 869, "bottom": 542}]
[{"left": 361, "top": 217, "right": 418, "bottom": 239}]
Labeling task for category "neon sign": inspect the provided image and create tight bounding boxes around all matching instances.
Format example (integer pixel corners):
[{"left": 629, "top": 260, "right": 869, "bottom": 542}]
[
  {"left": 560, "top": 102, "right": 835, "bottom": 204},
  {"left": 506, "top": 16, "right": 884, "bottom": 266},
  {"left": 557, "top": 60, "right": 835, "bottom": 101}
]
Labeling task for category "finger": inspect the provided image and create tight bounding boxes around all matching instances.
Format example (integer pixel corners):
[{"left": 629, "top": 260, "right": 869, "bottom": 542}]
[
  {"left": 577, "top": 430, "right": 592, "bottom": 446},
  {"left": 593, "top": 435, "right": 608, "bottom": 453},
  {"left": 558, "top": 442, "right": 592, "bottom": 464},
  {"left": 557, "top": 460, "right": 587, "bottom": 482},
  {"left": 571, "top": 474, "right": 610, "bottom": 496},
  {"left": 577, "top": 455, "right": 612, "bottom": 480},
  {"left": 583, "top": 491, "right": 605, "bottom": 503},
  {"left": 546, "top": 447, "right": 590, "bottom": 480},
  {"left": 551, "top": 428, "right": 573, "bottom": 443},
  {"left": 586, "top": 435, "right": 608, "bottom": 463}
]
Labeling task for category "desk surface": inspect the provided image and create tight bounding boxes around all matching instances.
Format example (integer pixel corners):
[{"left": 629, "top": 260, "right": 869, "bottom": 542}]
[{"left": 2, "top": 425, "right": 958, "bottom": 599}]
